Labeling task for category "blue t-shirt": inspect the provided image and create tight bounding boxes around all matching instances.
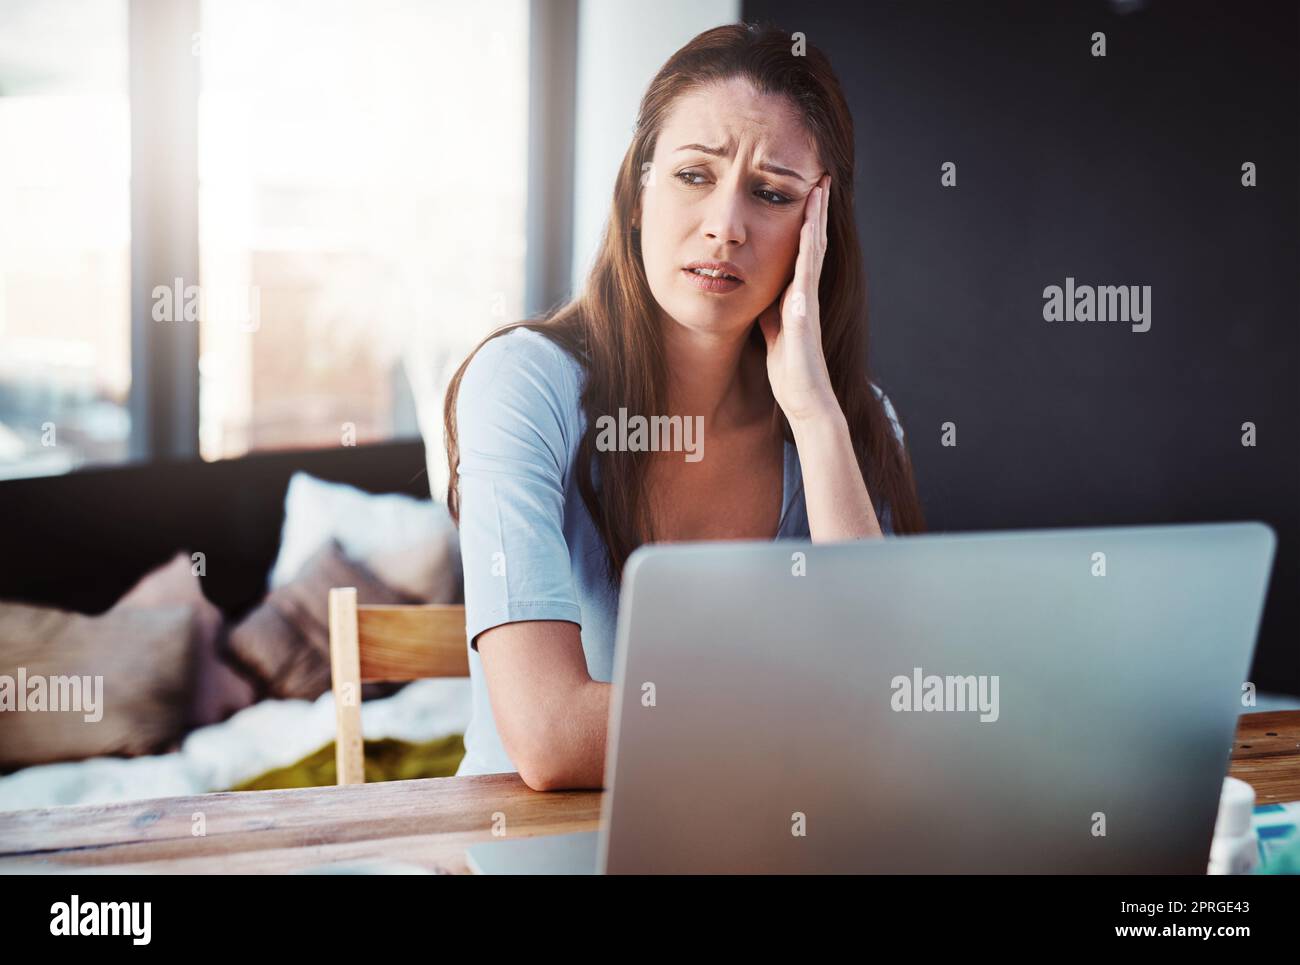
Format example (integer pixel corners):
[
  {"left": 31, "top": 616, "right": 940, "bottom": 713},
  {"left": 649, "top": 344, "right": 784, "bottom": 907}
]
[{"left": 452, "top": 326, "right": 904, "bottom": 776}]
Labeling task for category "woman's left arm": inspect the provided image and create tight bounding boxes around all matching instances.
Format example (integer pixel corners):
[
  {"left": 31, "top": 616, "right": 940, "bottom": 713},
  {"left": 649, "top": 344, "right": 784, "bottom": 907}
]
[{"left": 757, "top": 173, "right": 883, "bottom": 542}]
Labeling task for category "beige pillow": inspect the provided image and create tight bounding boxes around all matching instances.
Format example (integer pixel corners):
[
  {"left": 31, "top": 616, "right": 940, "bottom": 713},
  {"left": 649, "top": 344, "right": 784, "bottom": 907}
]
[
  {"left": 226, "top": 539, "right": 412, "bottom": 701},
  {"left": 0, "top": 602, "right": 197, "bottom": 771},
  {"left": 364, "top": 537, "right": 462, "bottom": 605},
  {"left": 115, "top": 551, "right": 256, "bottom": 729}
]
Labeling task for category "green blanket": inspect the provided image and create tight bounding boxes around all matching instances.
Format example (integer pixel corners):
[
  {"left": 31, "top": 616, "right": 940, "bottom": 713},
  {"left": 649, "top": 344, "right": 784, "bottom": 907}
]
[{"left": 231, "top": 734, "right": 465, "bottom": 790}]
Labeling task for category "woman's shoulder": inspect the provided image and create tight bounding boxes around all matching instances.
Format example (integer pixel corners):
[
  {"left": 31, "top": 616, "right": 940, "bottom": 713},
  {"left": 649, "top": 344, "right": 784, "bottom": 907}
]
[
  {"left": 463, "top": 326, "right": 584, "bottom": 394},
  {"left": 457, "top": 326, "right": 587, "bottom": 460}
]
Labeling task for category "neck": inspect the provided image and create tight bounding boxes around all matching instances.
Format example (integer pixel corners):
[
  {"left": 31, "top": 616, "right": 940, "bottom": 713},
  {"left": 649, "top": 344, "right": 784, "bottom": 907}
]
[{"left": 658, "top": 315, "right": 765, "bottom": 431}]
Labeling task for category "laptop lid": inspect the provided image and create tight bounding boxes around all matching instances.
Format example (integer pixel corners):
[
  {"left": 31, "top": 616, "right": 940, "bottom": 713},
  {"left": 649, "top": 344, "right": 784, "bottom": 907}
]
[{"left": 596, "top": 522, "right": 1275, "bottom": 873}]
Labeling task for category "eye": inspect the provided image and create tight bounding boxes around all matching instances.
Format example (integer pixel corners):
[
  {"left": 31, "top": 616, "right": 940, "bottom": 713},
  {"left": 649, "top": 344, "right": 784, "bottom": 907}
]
[{"left": 675, "top": 170, "right": 795, "bottom": 206}]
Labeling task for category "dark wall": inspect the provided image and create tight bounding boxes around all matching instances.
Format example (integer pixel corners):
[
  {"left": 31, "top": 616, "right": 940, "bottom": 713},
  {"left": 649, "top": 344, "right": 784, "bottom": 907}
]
[
  {"left": 0, "top": 440, "right": 430, "bottom": 620},
  {"left": 743, "top": 0, "right": 1299, "bottom": 692}
]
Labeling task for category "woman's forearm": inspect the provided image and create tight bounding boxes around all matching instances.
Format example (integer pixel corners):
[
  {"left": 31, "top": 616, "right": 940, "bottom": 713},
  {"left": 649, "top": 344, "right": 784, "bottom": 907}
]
[
  {"left": 790, "top": 406, "right": 884, "bottom": 541},
  {"left": 535, "top": 679, "right": 612, "bottom": 791}
]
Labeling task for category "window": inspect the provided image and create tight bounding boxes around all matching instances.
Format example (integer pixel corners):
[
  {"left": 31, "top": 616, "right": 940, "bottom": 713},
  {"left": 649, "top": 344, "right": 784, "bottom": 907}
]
[
  {"left": 0, "top": 0, "right": 534, "bottom": 476},
  {"left": 0, "top": 0, "right": 131, "bottom": 480},
  {"left": 196, "top": 0, "right": 530, "bottom": 460}
]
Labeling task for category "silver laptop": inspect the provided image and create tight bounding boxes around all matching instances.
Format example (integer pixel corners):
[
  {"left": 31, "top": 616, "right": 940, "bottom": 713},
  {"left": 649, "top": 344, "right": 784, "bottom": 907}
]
[{"left": 466, "top": 522, "right": 1276, "bottom": 874}]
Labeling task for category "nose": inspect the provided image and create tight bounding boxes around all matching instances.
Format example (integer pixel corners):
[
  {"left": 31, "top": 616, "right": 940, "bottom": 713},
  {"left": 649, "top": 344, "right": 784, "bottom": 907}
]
[{"left": 701, "top": 170, "right": 746, "bottom": 247}]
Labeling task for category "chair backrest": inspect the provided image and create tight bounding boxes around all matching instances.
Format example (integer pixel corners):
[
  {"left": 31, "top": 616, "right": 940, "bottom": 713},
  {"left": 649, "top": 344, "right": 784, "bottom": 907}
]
[{"left": 327, "top": 587, "right": 469, "bottom": 785}]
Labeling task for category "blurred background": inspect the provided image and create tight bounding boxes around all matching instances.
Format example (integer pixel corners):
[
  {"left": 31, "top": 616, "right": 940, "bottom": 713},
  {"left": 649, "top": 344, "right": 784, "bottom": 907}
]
[
  {"left": 0, "top": 1, "right": 1295, "bottom": 686},
  {"left": 0, "top": 0, "right": 530, "bottom": 473}
]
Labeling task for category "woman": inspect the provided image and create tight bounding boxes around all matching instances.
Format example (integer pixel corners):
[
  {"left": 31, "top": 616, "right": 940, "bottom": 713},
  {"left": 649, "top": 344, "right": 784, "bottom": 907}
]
[{"left": 443, "top": 22, "right": 924, "bottom": 789}]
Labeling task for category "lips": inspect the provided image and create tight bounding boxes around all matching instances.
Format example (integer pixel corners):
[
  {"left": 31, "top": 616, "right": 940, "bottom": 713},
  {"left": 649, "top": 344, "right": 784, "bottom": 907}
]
[
  {"left": 682, "top": 267, "right": 744, "bottom": 293},
  {"left": 683, "top": 260, "right": 745, "bottom": 282}
]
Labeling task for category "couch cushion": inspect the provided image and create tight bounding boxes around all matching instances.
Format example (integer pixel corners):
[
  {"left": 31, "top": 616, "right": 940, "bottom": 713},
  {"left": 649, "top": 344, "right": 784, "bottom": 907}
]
[
  {"left": 115, "top": 551, "right": 255, "bottom": 729},
  {"left": 227, "top": 539, "right": 412, "bottom": 701},
  {"left": 269, "top": 472, "right": 461, "bottom": 603},
  {"left": 0, "top": 602, "right": 197, "bottom": 771}
]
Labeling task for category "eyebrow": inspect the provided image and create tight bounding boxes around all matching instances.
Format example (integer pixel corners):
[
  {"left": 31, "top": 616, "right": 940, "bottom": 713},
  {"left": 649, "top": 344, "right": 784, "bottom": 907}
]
[{"left": 674, "top": 143, "right": 810, "bottom": 183}]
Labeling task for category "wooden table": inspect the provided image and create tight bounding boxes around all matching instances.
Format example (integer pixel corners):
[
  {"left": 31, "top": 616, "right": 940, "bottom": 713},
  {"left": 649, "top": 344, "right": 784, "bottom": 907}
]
[
  {"left": 1225, "top": 710, "right": 1300, "bottom": 805},
  {"left": 1, "top": 711, "right": 1296, "bottom": 874}
]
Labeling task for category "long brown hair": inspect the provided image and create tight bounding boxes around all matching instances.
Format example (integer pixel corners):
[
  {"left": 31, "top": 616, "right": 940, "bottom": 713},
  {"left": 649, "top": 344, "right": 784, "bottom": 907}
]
[{"left": 444, "top": 21, "right": 925, "bottom": 584}]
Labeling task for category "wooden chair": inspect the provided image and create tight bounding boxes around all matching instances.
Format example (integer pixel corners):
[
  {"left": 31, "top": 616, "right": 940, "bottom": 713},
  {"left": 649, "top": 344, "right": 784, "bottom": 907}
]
[{"left": 327, "top": 587, "right": 469, "bottom": 785}]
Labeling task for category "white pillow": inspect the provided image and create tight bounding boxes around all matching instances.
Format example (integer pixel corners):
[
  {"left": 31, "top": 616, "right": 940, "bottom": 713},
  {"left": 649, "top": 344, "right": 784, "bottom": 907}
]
[{"left": 269, "top": 472, "right": 461, "bottom": 601}]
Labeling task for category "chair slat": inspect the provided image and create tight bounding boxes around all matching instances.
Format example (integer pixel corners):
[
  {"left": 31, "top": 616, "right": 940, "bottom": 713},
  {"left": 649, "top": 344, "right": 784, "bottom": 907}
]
[{"left": 356, "top": 604, "right": 470, "bottom": 681}]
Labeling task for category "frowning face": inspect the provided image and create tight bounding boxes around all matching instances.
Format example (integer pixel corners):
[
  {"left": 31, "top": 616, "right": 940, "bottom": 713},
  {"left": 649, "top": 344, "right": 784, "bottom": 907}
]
[{"left": 637, "top": 76, "right": 825, "bottom": 340}]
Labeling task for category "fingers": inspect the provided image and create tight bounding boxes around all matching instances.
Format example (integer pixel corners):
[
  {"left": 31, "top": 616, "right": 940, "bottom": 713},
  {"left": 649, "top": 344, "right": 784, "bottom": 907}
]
[
  {"left": 802, "top": 175, "right": 830, "bottom": 266},
  {"left": 796, "top": 181, "right": 825, "bottom": 314},
  {"left": 782, "top": 175, "right": 832, "bottom": 332},
  {"left": 810, "top": 174, "right": 829, "bottom": 298},
  {"left": 803, "top": 180, "right": 821, "bottom": 242},
  {"left": 788, "top": 219, "right": 814, "bottom": 321},
  {"left": 820, "top": 174, "right": 830, "bottom": 249}
]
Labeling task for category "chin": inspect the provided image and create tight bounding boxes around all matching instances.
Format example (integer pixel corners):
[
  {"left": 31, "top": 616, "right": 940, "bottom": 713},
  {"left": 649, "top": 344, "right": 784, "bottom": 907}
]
[
  {"left": 664, "top": 298, "right": 752, "bottom": 335},
  {"left": 657, "top": 280, "right": 759, "bottom": 332}
]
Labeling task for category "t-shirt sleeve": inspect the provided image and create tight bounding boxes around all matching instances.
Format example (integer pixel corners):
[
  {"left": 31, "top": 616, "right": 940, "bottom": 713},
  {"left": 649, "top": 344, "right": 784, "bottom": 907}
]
[
  {"left": 455, "top": 332, "right": 583, "bottom": 649},
  {"left": 873, "top": 383, "right": 905, "bottom": 448}
]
